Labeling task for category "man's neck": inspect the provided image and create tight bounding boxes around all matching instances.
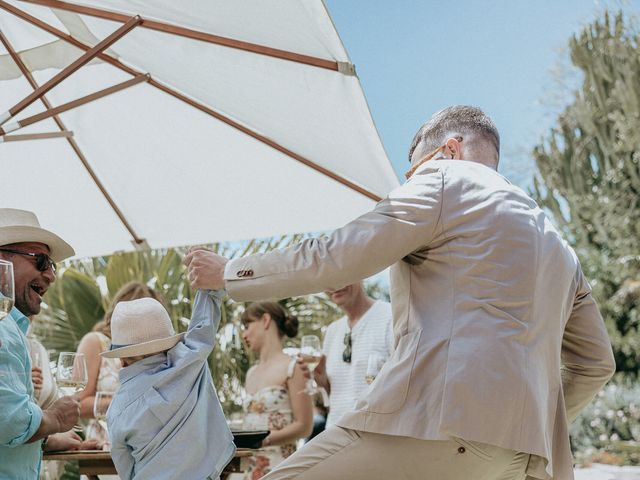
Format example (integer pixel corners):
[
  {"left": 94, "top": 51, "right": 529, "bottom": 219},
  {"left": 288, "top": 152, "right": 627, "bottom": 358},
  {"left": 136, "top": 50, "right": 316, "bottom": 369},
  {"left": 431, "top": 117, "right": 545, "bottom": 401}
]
[{"left": 344, "top": 294, "right": 375, "bottom": 329}]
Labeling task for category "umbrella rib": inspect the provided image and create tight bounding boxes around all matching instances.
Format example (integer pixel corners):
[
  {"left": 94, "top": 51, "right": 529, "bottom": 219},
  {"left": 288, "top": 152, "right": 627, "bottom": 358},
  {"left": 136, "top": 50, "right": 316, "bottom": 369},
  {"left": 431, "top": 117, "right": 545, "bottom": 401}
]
[
  {"left": 0, "top": 131, "right": 73, "bottom": 142},
  {"left": 0, "top": 28, "right": 147, "bottom": 246},
  {"left": 0, "top": 15, "right": 142, "bottom": 126},
  {"left": 0, "top": 74, "right": 150, "bottom": 136},
  {"left": 19, "top": 0, "right": 342, "bottom": 72},
  {"left": 0, "top": 1, "right": 381, "bottom": 202}
]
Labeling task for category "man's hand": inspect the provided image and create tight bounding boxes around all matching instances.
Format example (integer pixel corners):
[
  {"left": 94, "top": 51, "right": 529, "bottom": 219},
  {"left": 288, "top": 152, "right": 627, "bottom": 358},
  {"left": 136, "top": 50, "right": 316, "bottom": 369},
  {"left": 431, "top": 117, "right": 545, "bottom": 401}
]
[
  {"left": 31, "top": 366, "right": 43, "bottom": 391},
  {"left": 80, "top": 438, "right": 103, "bottom": 450},
  {"left": 43, "top": 431, "right": 82, "bottom": 452},
  {"left": 46, "top": 396, "right": 80, "bottom": 433},
  {"left": 28, "top": 395, "right": 81, "bottom": 443},
  {"left": 184, "top": 248, "right": 228, "bottom": 290}
]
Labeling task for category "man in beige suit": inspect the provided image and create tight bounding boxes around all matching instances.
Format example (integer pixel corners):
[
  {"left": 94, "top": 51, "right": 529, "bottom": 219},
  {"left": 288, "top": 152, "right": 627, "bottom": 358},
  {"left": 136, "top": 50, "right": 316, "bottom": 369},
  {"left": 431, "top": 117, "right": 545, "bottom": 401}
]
[{"left": 186, "top": 106, "right": 615, "bottom": 479}]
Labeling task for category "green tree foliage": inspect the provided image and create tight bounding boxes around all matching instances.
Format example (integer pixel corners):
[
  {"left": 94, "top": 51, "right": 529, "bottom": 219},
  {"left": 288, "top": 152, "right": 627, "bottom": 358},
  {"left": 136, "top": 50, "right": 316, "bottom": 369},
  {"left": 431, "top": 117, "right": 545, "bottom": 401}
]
[
  {"left": 33, "top": 236, "right": 345, "bottom": 413},
  {"left": 532, "top": 11, "right": 640, "bottom": 375}
]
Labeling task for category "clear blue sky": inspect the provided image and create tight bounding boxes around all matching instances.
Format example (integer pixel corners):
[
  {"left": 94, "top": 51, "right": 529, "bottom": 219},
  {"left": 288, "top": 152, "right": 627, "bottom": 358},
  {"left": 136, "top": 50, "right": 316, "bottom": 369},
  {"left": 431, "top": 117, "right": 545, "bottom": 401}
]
[{"left": 324, "top": 0, "right": 639, "bottom": 189}]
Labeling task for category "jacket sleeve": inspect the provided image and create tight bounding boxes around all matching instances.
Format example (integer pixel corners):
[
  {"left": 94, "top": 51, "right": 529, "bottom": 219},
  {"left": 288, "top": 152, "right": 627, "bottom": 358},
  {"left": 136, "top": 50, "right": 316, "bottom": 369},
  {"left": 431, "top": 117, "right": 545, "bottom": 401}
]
[
  {"left": 561, "top": 266, "right": 616, "bottom": 422},
  {"left": 224, "top": 167, "right": 445, "bottom": 301}
]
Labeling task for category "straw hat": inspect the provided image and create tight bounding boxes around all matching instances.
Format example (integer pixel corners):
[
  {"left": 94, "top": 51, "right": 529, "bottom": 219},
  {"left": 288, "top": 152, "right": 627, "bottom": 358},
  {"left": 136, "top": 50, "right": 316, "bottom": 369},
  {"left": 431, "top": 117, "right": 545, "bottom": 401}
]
[
  {"left": 101, "top": 297, "right": 184, "bottom": 358},
  {"left": 0, "top": 208, "right": 74, "bottom": 262}
]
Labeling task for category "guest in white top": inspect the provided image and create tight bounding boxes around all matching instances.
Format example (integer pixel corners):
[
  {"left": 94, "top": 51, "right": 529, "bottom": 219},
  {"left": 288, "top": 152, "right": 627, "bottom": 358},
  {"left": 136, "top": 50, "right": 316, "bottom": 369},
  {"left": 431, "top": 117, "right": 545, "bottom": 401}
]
[{"left": 311, "top": 282, "right": 393, "bottom": 426}]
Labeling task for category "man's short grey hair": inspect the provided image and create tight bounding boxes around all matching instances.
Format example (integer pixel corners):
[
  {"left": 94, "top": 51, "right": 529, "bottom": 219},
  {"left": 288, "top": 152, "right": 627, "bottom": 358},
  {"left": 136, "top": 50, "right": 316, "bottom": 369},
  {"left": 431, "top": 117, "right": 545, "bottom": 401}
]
[{"left": 408, "top": 105, "right": 500, "bottom": 162}]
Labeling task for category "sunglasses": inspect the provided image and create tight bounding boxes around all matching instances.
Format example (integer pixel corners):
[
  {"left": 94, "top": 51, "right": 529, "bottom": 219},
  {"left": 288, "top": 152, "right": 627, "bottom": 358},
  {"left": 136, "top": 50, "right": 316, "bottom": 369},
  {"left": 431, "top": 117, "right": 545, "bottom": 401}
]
[
  {"left": 0, "top": 249, "right": 57, "bottom": 273},
  {"left": 343, "top": 331, "right": 352, "bottom": 363},
  {"left": 405, "top": 136, "right": 463, "bottom": 180}
]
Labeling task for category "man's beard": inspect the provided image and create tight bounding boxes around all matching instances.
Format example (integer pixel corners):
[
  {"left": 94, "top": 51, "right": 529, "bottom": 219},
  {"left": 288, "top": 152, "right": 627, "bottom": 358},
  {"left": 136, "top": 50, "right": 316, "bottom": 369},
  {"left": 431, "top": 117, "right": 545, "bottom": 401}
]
[{"left": 15, "top": 291, "right": 39, "bottom": 317}]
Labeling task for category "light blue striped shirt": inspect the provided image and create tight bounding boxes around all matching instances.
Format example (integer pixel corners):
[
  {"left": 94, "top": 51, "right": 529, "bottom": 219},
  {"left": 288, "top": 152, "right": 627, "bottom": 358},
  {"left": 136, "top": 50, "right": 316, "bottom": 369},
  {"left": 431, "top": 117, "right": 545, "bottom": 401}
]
[
  {"left": 107, "top": 289, "right": 235, "bottom": 480},
  {"left": 0, "top": 308, "right": 43, "bottom": 480}
]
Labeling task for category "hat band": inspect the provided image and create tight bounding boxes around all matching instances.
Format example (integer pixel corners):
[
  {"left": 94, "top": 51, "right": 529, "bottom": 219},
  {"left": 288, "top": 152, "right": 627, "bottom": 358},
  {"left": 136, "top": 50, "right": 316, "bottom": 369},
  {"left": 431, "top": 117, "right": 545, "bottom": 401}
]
[{"left": 109, "top": 343, "right": 132, "bottom": 350}]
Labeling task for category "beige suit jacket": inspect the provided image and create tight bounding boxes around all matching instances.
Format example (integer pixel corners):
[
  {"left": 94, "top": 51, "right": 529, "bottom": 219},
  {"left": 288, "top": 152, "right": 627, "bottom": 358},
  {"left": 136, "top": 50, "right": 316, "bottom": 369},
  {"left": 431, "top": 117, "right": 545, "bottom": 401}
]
[{"left": 225, "top": 160, "right": 615, "bottom": 479}]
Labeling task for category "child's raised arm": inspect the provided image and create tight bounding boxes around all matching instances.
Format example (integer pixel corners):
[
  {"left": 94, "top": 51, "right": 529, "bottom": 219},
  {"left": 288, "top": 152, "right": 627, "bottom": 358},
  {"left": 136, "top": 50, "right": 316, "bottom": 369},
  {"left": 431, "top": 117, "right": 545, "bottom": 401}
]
[{"left": 182, "top": 289, "right": 225, "bottom": 360}]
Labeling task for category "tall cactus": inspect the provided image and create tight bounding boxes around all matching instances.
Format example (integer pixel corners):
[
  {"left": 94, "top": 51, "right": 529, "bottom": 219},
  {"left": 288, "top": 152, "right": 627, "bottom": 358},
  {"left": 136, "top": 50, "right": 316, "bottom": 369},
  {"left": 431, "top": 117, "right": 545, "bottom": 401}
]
[{"left": 533, "top": 11, "right": 640, "bottom": 375}]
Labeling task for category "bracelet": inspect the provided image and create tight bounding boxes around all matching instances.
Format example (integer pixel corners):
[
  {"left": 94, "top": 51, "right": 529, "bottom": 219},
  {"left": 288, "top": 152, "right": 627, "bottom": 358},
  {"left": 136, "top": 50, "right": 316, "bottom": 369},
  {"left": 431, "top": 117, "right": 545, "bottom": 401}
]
[{"left": 41, "top": 436, "right": 49, "bottom": 451}]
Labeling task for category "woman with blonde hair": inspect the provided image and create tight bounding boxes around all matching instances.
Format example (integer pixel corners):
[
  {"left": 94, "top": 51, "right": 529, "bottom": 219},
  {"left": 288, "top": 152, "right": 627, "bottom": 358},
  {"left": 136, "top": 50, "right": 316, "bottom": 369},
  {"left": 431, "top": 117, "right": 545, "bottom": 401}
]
[
  {"left": 240, "top": 301, "right": 313, "bottom": 479},
  {"left": 76, "top": 281, "right": 163, "bottom": 445}
]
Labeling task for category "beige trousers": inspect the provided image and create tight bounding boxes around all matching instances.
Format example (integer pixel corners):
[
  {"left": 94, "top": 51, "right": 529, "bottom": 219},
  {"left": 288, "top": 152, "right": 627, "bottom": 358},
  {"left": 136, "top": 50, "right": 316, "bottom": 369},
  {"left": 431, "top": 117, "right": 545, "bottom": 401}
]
[{"left": 262, "top": 427, "right": 531, "bottom": 480}]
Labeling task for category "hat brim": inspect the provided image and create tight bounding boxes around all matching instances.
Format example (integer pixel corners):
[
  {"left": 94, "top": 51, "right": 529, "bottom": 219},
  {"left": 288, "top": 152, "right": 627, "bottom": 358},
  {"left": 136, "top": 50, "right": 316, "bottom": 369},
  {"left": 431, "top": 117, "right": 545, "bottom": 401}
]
[
  {"left": 100, "top": 332, "right": 185, "bottom": 358},
  {"left": 0, "top": 225, "right": 74, "bottom": 262}
]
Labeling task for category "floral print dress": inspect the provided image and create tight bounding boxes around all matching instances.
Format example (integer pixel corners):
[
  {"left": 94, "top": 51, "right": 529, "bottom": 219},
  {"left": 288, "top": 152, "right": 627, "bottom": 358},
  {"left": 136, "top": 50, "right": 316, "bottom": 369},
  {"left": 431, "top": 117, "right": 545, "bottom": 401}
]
[{"left": 242, "top": 358, "right": 297, "bottom": 479}]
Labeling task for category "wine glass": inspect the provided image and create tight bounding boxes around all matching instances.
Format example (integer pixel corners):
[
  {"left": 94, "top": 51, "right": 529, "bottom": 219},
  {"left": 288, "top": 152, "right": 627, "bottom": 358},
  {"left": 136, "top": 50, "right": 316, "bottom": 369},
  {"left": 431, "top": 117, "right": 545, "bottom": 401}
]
[
  {"left": 56, "top": 352, "right": 88, "bottom": 396},
  {"left": 300, "top": 335, "right": 322, "bottom": 395},
  {"left": 0, "top": 260, "right": 15, "bottom": 322},
  {"left": 93, "top": 391, "right": 113, "bottom": 448},
  {"left": 93, "top": 391, "right": 112, "bottom": 424},
  {"left": 31, "top": 350, "right": 43, "bottom": 396},
  {"left": 56, "top": 352, "right": 87, "bottom": 432},
  {"left": 365, "top": 353, "right": 385, "bottom": 385}
]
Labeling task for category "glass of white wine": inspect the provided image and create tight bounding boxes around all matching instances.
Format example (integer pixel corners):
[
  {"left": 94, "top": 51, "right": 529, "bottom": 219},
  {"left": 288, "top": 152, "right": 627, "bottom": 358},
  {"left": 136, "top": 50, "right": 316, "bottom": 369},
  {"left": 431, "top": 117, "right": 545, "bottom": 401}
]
[
  {"left": 93, "top": 390, "right": 113, "bottom": 448},
  {"left": 56, "top": 352, "right": 88, "bottom": 396},
  {"left": 300, "top": 335, "right": 322, "bottom": 395},
  {"left": 56, "top": 352, "right": 87, "bottom": 431},
  {"left": 93, "top": 391, "right": 112, "bottom": 424},
  {"left": 0, "top": 260, "right": 15, "bottom": 322},
  {"left": 365, "top": 353, "right": 385, "bottom": 385}
]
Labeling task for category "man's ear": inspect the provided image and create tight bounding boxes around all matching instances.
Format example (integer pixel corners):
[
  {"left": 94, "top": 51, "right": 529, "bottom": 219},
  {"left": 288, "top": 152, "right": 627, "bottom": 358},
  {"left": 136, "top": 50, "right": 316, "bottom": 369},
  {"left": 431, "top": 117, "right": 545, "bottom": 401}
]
[{"left": 444, "top": 137, "right": 463, "bottom": 160}]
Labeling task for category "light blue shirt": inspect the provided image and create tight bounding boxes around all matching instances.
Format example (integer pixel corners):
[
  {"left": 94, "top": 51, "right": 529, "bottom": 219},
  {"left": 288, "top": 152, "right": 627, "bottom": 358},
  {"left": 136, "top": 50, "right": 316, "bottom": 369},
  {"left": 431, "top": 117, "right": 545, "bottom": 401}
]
[
  {"left": 0, "top": 308, "right": 44, "bottom": 480},
  {"left": 107, "top": 290, "right": 235, "bottom": 480}
]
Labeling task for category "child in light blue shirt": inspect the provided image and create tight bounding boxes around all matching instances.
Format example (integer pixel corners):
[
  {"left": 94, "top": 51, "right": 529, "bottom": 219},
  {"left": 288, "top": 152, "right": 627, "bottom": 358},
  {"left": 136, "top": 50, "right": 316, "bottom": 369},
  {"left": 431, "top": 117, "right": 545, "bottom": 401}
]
[{"left": 103, "top": 289, "right": 235, "bottom": 480}]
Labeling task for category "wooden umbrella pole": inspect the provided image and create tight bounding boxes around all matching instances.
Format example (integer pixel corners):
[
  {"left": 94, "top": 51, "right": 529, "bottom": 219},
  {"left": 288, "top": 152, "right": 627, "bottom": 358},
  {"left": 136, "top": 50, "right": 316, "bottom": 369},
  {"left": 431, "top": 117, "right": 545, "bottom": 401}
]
[
  {"left": 0, "top": 131, "right": 74, "bottom": 142},
  {"left": 20, "top": 0, "right": 341, "bottom": 71},
  {"left": 0, "top": 15, "right": 142, "bottom": 126},
  {"left": 0, "top": 74, "right": 150, "bottom": 135},
  {"left": 0, "top": 1, "right": 381, "bottom": 202},
  {"left": 0, "top": 27, "right": 146, "bottom": 245}
]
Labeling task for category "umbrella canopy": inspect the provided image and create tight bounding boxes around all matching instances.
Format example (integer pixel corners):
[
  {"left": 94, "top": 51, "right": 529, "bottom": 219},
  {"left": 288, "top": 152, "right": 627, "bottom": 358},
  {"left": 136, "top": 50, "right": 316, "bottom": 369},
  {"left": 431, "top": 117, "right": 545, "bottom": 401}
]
[{"left": 0, "top": 0, "right": 399, "bottom": 259}]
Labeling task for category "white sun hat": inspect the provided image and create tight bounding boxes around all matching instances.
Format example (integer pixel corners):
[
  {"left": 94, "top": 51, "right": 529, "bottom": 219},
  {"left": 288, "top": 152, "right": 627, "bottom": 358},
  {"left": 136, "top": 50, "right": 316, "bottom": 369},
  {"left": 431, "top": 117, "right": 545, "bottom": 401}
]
[
  {"left": 0, "top": 209, "right": 75, "bottom": 262},
  {"left": 101, "top": 297, "right": 184, "bottom": 359}
]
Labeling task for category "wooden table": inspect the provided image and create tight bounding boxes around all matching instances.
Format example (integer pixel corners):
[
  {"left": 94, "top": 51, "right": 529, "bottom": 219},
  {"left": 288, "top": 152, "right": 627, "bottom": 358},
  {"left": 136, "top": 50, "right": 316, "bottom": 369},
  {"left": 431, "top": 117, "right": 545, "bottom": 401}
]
[{"left": 44, "top": 449, "right": 255, "bottom": 479}]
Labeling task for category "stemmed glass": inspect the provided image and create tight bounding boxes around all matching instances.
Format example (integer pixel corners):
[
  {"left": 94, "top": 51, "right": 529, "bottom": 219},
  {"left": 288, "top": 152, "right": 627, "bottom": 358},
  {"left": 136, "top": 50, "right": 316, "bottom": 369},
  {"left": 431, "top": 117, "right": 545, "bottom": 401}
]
[
  {"left": 93, "top": 391, "right": 112, "bottom": 425},
  {"left": 56, "top": 352, "right": 88, "bottom": 396},
  {"left": 56, "top": 352, "right": 88, "bottom": 431},
  {"left": 32, "top": 350, "right": 43, "bottom": 396},
  {"left": 300, "top": 335, "right": 322, "bottom": 395},
  {"left": 0, "top": 260, "right": 15, "bottom": 322},
  {"left": 365, "top": 353, "right": 385, "bottom": 385},
  {"left": 93, "top": 391, "right": 113, "bottom": 448}
]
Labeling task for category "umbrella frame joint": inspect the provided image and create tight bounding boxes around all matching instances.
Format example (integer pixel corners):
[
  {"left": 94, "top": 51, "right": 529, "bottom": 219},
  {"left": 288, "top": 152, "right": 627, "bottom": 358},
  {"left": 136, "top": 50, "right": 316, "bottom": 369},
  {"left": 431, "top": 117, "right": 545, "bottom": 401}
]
[
  {"left": 0, "top": 25, "right": 146, "bottom": 246},
  {"left": 0, "top": 14, "right": 142, "bottom": 127}
]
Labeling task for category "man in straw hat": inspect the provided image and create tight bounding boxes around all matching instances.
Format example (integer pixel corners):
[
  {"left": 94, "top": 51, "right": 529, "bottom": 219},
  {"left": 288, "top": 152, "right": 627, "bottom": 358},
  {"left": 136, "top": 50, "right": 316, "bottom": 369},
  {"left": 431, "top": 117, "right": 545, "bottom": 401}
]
[
  {"left": 103, "top": 289, "right": 235, "bottom": 480},
  {"left": 0, "top": 208, "right": 84, "bottom": 479},
  {"left": 186, "top": 106, "right": 615, "bottom": 480}
]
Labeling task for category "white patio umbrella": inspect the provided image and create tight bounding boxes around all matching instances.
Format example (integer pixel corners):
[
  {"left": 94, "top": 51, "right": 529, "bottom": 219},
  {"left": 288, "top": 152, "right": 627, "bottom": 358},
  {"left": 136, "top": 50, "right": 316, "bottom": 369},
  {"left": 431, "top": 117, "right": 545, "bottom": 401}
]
[{"left": 0, "top": 0, "right": 399, "bottom": 259}]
